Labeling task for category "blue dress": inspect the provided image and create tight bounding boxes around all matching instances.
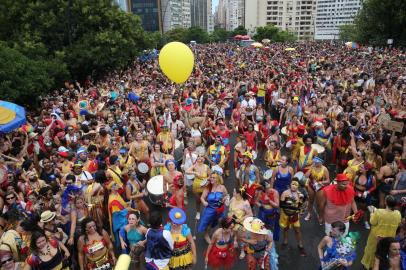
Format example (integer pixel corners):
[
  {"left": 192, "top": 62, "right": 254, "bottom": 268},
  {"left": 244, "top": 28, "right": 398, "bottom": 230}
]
[
  {"left": 320, "top": 238, "right": 356, "bottom": 270},
  {"left": 198, "top": 191, "right": 224, "bottom": 232},
  {"left": 274, "top": 169, "right": 291, "bottom": 195}
]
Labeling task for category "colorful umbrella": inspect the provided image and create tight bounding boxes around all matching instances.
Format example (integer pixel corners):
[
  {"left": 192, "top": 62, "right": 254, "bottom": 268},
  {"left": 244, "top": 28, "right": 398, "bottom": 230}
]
[
  {"left": 234, "top": 35, "right": 243, "bottom": 40},
  {"left": 251, "top": 42, "right": 264, "bottom": 48},
  {"left": 0, "top": 101, "right": 26, "bottom": 133},
  {"left": 262, "top": 39, "right": 271, "bottom": 44},
  {"left": 345, "top": 41, "right": 359, "bottom": 49},
  {"left": 241, "top": 35, "right": 251, "bottom": 40},
  {"left": 285, "top": 47, "right": 296, "bottom": 51}
]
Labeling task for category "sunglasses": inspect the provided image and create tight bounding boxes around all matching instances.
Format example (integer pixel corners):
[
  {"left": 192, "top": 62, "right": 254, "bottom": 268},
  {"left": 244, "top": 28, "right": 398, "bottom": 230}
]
[
  {"left": 0, "top": 258, "right": 13, "bottom": 265},
  {"left": 6, "top": 197, "right": 15, "bottom": 201}
]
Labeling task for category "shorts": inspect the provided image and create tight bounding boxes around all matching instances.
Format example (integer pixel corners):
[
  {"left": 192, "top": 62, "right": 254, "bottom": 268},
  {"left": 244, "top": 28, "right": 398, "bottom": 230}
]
[{"left": 279, "top": 211, "right": 300, "bottom": 229}]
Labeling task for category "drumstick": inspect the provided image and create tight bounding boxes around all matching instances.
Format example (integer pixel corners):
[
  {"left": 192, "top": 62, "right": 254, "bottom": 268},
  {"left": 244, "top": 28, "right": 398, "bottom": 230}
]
[{"left": 193, "top": 217, "right": 198, "bottom": 240}]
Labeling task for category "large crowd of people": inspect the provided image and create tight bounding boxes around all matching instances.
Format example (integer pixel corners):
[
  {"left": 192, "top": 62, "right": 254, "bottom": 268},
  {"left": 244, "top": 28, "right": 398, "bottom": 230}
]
[{"left": 0, "top": 41, "right": 405, "bottom": 270}]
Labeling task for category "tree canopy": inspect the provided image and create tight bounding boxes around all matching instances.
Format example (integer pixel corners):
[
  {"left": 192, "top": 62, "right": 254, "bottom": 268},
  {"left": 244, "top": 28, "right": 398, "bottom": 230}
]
[
  {"left": 339, "top": 0, "right": 406, "bottom": 46},
  {"left": 253, "top": 25, "right": 297, "bottom": 42},
  {"left": 0, "top": 0, "right": 153, "bottom": 102}
]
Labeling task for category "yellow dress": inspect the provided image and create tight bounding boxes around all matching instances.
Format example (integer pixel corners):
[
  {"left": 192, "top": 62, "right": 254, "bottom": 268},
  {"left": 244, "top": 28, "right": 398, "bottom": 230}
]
[
  {"left": 166, "top": 225, "right": 193, "bottom": 269},
  {"left": 361, "top": 209, "right": 401, "bottom": 269},
  {"left": 291, "top": 138, "right": 304, "bottom": 163},
  {"left": 298, "top": 146, "right": 315, "bottom": 170},
  {"left": 108, "top": 167, "right": 123, "bottom": 187},
  {"left": 157, "top": 132, "right": 173, "bottom": 153},
  {"left": 343, "top": 159, "right": 363, "bottom": 183},
  {"left": 192, "top": 165, "right": 209, "bottom": 194},
  {"left": 265, "top": 150, "right": 280, "bottom": 168}
]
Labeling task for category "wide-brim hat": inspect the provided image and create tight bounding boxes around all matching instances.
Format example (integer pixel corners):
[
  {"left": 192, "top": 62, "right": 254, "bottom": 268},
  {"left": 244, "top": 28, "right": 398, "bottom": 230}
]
[
  {"left": 40, "top": 210, "right": 56, "bottom": 223},
  {"left": 169, "top": 208, "right": 186, "bottom": 225},
  {"left": 243, "top": 217, "right": 268, "bottom": 235},
  {"left": 28, "top": 132, "right": 39, "bottom": 139}
]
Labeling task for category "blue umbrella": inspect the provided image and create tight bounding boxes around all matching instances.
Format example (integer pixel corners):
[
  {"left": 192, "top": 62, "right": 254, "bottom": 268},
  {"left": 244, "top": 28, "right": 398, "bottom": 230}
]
[{"left": 0, "top": 100, "right": 26, "bottom": 133}]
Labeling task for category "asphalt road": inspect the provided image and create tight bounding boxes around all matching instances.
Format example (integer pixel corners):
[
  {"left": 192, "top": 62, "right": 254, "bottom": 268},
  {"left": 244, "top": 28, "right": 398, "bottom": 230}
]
[{"left": 140, "top": 134, "right": 369, "bottom": 270}]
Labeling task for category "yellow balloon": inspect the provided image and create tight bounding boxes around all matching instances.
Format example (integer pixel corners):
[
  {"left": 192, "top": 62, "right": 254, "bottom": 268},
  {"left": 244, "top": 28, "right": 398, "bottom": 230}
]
[
  {"left": 159, "top": 42, "right": 194, "bottom": 84},
  {"left": 114, "top": 254, "right": 130, "bottom": 270}
]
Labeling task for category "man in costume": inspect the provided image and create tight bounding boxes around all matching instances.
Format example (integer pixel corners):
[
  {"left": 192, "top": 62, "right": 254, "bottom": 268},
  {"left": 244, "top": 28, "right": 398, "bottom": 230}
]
[
  {"left": 296, "top": 134, "right": 318, "bottom": 173},
  {"left": 319, "top": 173, "right": 358, "bottom": 236},
  {"left": 145, "top": 212, "right": 174, "bottom": 270},
  {"left": 237, "top": 152, "right": 261, "bottom": 205}
]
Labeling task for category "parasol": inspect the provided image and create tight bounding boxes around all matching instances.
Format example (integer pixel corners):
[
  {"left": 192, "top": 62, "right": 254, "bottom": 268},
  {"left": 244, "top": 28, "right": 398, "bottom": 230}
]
[
  {"left": 0, "top": 100, "right": 26, "bottom": 133},
  {"left": 251, "top": 42, "right": 264, "bottom": 48},
  {"left": 262, "top": 39, "right": 271, "bottom": 44},
  {"left": 345, "top": 42, "right": 359, "bottom": 49}
]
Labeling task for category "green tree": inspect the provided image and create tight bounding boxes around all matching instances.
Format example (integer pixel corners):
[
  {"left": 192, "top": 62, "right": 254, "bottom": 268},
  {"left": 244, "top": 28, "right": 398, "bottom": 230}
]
[
  {"left": 0, "top": 0, "right": 153, "bottom": 101},
  {"left": 164, "top": 27, "right": 188, "bottom": 43},
  {"left": 339, "top": 24, "right": 359, "bottom": 41},
  {"left": 0, "top": 42, "right": 68, "bottom": 103},
  {"left": 232, "top": 26, "right": 248, "bottom": 36},
  {"left": 354, "top": 0, "right": 406, "bottom": 46},
  {"left": 253, "top": 25, "right": 279, "bottom": 41},
  {"left": 210, "top": 27, "right": 231, "bottom": 42},
  {"left": 183, "top": 27, "right": 210, "bottom": 44},
  {"left": 253, "top": 25, "right": 296, "bottom": 42},
  {"left": 274, "top": 31, "right": 297, "bottom": 42}
]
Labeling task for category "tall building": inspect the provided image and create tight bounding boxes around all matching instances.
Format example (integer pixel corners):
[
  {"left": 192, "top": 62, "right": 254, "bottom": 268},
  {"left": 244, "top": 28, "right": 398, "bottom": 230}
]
[
  {"left": 191, "top": 0, "right": 213, "bottom": 32},
  {"left": 129, "top": 0, "right": 162, "bottom": 32},
  {"left": 114, "top": 0, "right": 130, "bottom": 12},
  {"left": 161, "top": 0, "right": 191, "bottom": 32},
  {"left": 315, "top": 0, "right": 362, "bottom": 40},
  {"left": 215, "top": 0, "right": 227, "bottom": 28},
  {"left": 225, "top": 0, "right": 245, "bottom": 31},
  {"left": 245, "top": 0, "right": 315, "bottom": 40}
]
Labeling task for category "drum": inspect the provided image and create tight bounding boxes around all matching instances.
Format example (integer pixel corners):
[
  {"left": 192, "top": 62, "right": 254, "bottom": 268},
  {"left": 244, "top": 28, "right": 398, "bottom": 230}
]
[
  {"left": 281, "top": 126, "right": 287, "bottom": 135},
  {"left": 147, "top": 175, "right": 167, "bottom": 205},
  {"left": 293, "top": 171, "right": 307, "bottom": 187},
  {"left": 312, "top": 181, "right": 323, "bottom": 192},
  {"left": 311, "top": 144, "right": 325, "bottom": 154},
  {"left": 137, "top": 162, "right": 149, "bottom": 175},
  {"left": 254, "top": 124, "right": 259, "bottom": 132},
  {"left": 212, "top": 165, "right": 223, "bottom": 176},
  {"left": 252, "top": 151, "right": 258, "bottom": 160},
  {"left": 263, "top": 169, "right": 273, "bottom": 180},
  {"left": 174, "top": 139, "right": 184, "bottom": 164},
  {"left": 196, "top": 146, "right": 206, "bottom": 155},
  {"left": 286, "top": 140, "right": 292, "bottom": 148}
]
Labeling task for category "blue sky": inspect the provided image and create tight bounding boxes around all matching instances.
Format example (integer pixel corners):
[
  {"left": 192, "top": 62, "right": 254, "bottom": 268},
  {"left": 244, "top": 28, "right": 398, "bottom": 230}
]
[{"left": 213, "top": 0, "right": 219, "bottom": 11}]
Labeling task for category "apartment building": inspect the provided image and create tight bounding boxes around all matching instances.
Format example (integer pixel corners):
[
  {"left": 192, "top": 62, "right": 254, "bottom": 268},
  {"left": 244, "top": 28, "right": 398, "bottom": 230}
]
[{"left": 315, "top": 0, "right": 362, "bottom": 40}]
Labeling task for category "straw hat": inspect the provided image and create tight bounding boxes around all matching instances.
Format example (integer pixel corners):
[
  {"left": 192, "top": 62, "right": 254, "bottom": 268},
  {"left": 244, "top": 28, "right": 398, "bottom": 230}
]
[
  {"left": 40, "top": 210, "right": 56, "bottom": 223},
  {"left": 243, "top": 217, "right": 268, "bottom": 235}
]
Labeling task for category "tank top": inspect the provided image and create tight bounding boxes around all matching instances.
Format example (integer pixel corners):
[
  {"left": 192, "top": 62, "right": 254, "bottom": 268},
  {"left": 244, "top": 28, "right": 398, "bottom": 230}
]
[
  {"left": 127, "top": 229, "right": 145, "bottom": 246},
  {"left": 274, "top": 168, "right": 292, "bottom": 194}
]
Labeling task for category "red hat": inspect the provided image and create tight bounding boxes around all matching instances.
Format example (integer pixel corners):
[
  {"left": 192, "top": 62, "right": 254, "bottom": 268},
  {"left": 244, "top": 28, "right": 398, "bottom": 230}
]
[
  {"left": 297, "top": 124, "right": 306, "bottom": 132},
  {"left": 336, "top": 173, "right": 348, "bottom": 182},
  {"left": 58, "top": 151, "right": 69, "bottom": 158}
]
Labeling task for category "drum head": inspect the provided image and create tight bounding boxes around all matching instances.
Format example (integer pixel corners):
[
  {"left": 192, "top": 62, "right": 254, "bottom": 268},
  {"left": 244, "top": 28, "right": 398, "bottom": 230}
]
[
  {"left": 200, "top": 179, "right": 209, "bottom": 187},
  {"left": 138, "top": 162, "right": 149, "bottom": 174},
  {"left": 286, "top": 140, "right": 292, "bottom": 148},
  {"left": 147, "top": 175, "right": 164, "bottom": 195},
  {"left": 252, "top": 151, "right": 257, "bottom": 160},
  {"left": 293, "top": 172, "right": 304, "bottom": 181},
  {"left": 196, "top": 146, "right": 206, "bottom": 155},
  {"left": 264, "top": 169, "right": 273, "bottom": 180},
  {"left": 281, "top": 126, "right": 287, "bottom": 135},
  {"left": 175, "top": 139, "right": 182, "bottom": 149},
  {"left": 311, "top": 144, "right": 325, "bottom": 154},
  {"left": 212, "top": 165, "right": 223, "bottom": 175}
]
